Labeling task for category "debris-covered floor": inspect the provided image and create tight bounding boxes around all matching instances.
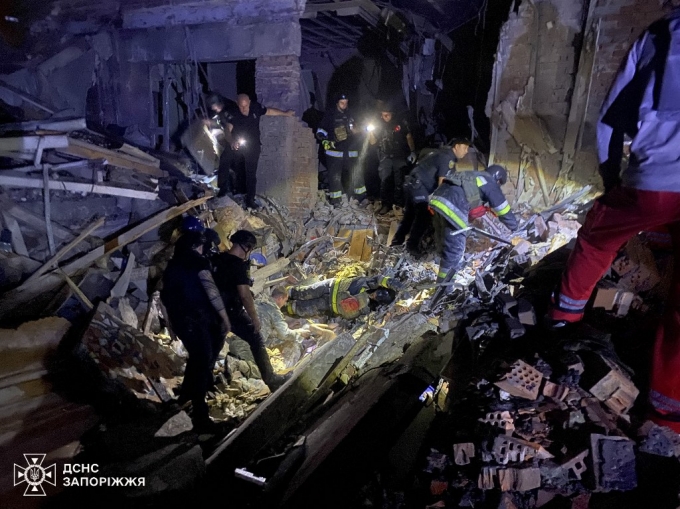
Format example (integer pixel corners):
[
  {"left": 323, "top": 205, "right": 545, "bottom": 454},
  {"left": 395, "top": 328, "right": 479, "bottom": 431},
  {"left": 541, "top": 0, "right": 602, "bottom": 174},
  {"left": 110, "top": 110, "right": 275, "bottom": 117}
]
[{"left": 0, "top": 120, "right": 677, "bottom": 509}]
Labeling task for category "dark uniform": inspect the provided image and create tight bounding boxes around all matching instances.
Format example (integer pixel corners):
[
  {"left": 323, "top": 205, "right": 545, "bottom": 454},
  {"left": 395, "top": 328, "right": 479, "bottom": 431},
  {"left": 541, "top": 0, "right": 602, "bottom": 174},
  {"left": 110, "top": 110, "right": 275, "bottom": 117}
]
[
  {"left": 392, "top": 149, "right": 458, "bottom": 253},
  {"left": 211, "top": 252, "right": 277, "bottom": 385},
  {"left": 220, "top": 101, "right": 267, "bottom": 208},
  {"left": 317, "top": 106, "right": 366, "bottom": 204},
  {"left": 286, "top": 275, "right": 400, "bottom": 320},
  {"left": 430, "top": 171, "right": 518, "bottom": 283},
  {"left": 376, "top": 117, "right": 411, "bottom": 208},
  {"left": 161, "top": 240, "right": 225, "bottom": 422},
  {"left": 213, "top": 108, "right": 237, "bottom": 196}
]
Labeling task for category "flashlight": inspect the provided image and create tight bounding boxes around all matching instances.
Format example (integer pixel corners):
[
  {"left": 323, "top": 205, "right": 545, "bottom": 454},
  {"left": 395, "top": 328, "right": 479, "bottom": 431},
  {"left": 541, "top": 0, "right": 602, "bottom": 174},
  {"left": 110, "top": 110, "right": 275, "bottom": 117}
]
[
  {"left": 366, "top": 124, "right": 375, "bottom": 132},
  {"left": 239, "top": 138, "right": 247, "bottom": 147}
]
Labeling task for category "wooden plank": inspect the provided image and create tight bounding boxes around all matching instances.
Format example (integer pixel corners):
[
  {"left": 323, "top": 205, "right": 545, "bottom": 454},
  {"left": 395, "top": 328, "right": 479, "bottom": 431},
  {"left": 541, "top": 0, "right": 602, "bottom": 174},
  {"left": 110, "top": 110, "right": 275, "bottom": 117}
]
[
  {"left": 206, "top": 333, "right": 355, "bottom": 469},
  {"left": 0, "top": 118, "right": 86, "bottom": 133},
  {"left": 386, "top": 220, "right": 398, "bottom": 246},
  {"left": 0, "top": 81, "right": 55, "bottom": 114},
  {"left": 22, "top": 217, "right": 104, "bottom": 286},
  {"left": 0, "top": 173, "right": 158, "bottom": 200},
  {"left": 348, "top": 229, "right": 370, "bottom": 260},
  {"left": 0, "top": 135, "right": 68, "bottom": 152},
  {"left": 1, "top": 212, "right": 29, "bottom": 257},
  {"left": 42, "top": 163, "right": 56, "bottom": 256},
  {"left": 59, "top": 270, "right": 94, "bottom": 310},
  {"left": 251, "top": 257, "right": 291, "bottom": 295},
  {"left": 59, "top": 138, "right": 163, "bottom": 177},
  {"left": 58, "top": 196, "right": 210, "bottom": 277}
]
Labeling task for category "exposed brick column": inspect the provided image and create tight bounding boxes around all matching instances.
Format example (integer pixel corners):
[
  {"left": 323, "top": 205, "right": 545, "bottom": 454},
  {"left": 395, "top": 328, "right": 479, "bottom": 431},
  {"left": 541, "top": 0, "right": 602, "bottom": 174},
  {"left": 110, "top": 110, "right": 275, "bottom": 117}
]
[
  {"left": 256, "top": 54, "right": 317, "bottom": 216},
  {"left": 255, "top": 55, "right": 302, "bottom": 115},
  {"left": 257, "top": 117, "right": 318, "bottom": 217}
]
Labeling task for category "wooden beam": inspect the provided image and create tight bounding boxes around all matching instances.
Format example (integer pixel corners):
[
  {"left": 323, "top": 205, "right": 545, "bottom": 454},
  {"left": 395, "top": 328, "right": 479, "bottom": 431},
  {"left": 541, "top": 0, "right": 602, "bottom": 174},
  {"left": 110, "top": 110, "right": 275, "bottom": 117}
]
[
  {"left": 42, "top": 163, "right": 56, "bottom": 256},
  {"left": 58, "top": 196, "right": 210, "bottom": 277},
  {"left": 59, "top": 270, "right": 94, "bottom": 310},
  {"left": 0, "top": 118, "right": 86, "bottom": 133},
  {"left": 22, "top": 217, "right": 105, "bottom": 286},
  {"left": 58, "top": 138, "right": 163, "bottom": 177},
  {"left": 0, "top": 81, "right": 56, "bottom": 114},
  {"left": 0, "top": 173, "right": 158, "bottom": 200},
  {"left": 0, "top": 135, "right": 69, "bottom": 152}
]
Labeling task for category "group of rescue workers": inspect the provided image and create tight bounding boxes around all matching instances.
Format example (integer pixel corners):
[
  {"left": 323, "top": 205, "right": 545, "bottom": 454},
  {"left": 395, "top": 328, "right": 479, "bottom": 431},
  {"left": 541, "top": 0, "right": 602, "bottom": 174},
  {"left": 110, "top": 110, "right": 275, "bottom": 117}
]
[{"left": 170, "top": 6, "right": 680, "bottom": 433}]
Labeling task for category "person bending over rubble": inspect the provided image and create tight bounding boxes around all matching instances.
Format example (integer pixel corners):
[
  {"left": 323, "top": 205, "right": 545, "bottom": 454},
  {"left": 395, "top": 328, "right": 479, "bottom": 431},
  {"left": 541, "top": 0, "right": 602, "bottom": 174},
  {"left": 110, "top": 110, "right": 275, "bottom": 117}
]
[
  {"left": 430, "top": 165, "right": 518, "bottom": 285},
  {"left": 285, "top": 275, "right": 402, "bottom": 320},
  {"left": 391, "top": 138, "right": 470, "bottom": 256},
  {"left": 160, "top": 230, "right": 231, "bottom": 432},
  {"left": 256, "top": 286, "right": 311, "bottom": 368},
  {"left": 545, "top": 8, "right": 680, "bottom": 432},
  {"left": 211, "top": 230, "right": 290, "bottom": 391}
]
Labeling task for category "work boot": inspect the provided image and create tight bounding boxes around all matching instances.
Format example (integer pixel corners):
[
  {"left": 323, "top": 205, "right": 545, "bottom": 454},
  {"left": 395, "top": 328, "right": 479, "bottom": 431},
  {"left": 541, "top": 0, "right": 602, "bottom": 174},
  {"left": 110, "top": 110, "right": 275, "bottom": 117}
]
[
  {"left": 358, "top": 198, "right": 370, "bottom": 208},
  {"left": 191, "top": 415, "right": 220, "bottom": 434}
]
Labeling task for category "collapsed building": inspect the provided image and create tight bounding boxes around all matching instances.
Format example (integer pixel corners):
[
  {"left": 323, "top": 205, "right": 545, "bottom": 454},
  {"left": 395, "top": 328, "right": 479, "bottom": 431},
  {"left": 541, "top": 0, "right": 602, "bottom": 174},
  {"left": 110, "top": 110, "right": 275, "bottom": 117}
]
[{"left": 0, "top": 1, "right": 678, "bottom": 508}]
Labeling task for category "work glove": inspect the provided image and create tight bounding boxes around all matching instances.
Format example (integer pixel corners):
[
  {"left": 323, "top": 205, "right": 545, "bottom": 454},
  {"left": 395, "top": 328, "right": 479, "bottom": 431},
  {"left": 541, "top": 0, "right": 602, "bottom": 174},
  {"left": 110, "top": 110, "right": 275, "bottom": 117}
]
[
  {"left": 407, "top": 152, "right": 417, "bottom": 164},
  {"left": 322, "top": 140, "right": 336, "bottom": 151}
]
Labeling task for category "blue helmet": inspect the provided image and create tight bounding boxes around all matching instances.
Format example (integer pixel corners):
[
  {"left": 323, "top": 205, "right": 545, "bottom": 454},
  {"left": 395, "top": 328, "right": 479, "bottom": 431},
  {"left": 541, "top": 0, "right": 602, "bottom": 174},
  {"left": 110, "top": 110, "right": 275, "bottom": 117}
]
[
  {"left": 487, "top": 165, "right": 508, "bottom": 186},
  {"left": 182, "top": 216, "right": 204, "bottom": 232}
]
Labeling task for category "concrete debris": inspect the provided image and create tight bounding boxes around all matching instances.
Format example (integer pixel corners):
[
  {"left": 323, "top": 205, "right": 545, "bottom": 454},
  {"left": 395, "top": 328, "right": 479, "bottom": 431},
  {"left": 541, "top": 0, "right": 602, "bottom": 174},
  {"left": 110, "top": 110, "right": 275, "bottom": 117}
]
[
  {"left": 590, "top": 434, "right": 637, "bottom": 492},
  {"left": 154, "top": 411, "right": 193, "bottom": 438}
]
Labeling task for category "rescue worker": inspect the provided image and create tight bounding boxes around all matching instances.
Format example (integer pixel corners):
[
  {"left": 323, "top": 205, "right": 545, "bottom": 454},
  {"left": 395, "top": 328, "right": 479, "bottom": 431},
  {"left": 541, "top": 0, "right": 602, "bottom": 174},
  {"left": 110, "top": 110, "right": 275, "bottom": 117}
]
[
  {"left": 205, "top": 93, "right": 237, "bottom": 197},
  {"left": 161, "top": 230, "right": 231, "bottom": 431},
  {"left": 211, "top": 230, "right": 289, "bottom": 390},
  {"left": 256, "top": 286, "right": 310, "bottom": 369},
  {"left": 430, "top": 165, "right": 518, "bottom": 284},
  {"left": 207, "top": 93, "right": 293, "bottom": 208},
  {"left": 545, "top": 9, "right": 680, "bottom": 432},
  {"left": 316, "top": 93, "right": 367, "bottom": 205},
  {"left": 391, "top": 139, "right": 471, "bottom": 255},
  {"left": 285, "top": 275, "right": 401, "bottom": 319},
  {"left": 368, "top": 103, "right": 416, "bottom": 214}
]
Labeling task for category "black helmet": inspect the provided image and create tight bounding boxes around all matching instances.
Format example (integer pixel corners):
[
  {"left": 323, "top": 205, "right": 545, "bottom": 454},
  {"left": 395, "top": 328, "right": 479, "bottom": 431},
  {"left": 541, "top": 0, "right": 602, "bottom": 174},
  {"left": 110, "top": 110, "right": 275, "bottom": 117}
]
[
  {"left": 450, "top": 137, "right": 471, "bottom": 147},
  {"left": 373, "top": 288, "right": 396, "bottom": 305},
  {"left": 487, "top": 165, "right": 508, "bottom": 186},
  {"left": 335, "top": 92, "right": 349, "bottom": 103},
  {"left": 230, "top": 230, "right": 257, "bottom": 251},
  {"left": 204, "top": 228, "right": 221, "bottom": 253}
]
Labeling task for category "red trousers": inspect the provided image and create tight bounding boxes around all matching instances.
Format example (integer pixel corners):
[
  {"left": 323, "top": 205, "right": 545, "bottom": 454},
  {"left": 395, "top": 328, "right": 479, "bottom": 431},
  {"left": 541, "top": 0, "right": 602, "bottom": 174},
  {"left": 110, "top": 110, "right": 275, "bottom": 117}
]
[{"left": 548, "top": 186, "right": 680, "bottom": 431}]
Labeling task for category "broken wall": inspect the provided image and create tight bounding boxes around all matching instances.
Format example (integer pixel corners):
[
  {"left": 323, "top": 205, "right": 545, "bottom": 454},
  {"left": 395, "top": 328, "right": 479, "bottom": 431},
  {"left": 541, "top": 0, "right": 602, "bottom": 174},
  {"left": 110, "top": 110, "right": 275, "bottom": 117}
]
[{"left": 488, "top": 0, "right": 666, "bottom": 208}]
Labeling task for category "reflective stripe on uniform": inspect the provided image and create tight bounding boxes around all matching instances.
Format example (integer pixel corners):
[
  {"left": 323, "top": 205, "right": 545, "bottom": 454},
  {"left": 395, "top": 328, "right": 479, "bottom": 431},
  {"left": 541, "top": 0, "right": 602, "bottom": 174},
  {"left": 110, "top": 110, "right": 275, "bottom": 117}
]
[
  {"left": 476, "top": 176, "right": 487, "bottom": 186},
  {"left": 354, "top": 186, "right": 366, "bottom": 195},
  {"left": 650, "top": 390, "right": 680, "bottom": 414},
  {"left": 437, "top": 270, "right": 448, "bottom": 279},
  {"left": 287, "top": 301, "right": 295, "bottom": 315},
  {"left": 555, "top": 292, "right": 588, "bottom": 312},
  {"left": 326, "top": 150, "right": 344, "bottom": 157},
  {"left": 331, "top": 279, "right": 341, "bottom": 315},
  {"left": 429, "top": 197, "right": 468, "bottom": 229},
  {"left": 348, "top": 151, "right": 359, "bottom": 157},
  {"left": 317, "top": 128, "right": 328, "bottom": 136},
  {"left": 329, "top": 190, "right": 343, "bottom": 199},
  {"left": 380, "top": 277, "right": 389, "bottom": 287},
  {"left": 493, "top": 200, "right": 511, "bottom": 216}
]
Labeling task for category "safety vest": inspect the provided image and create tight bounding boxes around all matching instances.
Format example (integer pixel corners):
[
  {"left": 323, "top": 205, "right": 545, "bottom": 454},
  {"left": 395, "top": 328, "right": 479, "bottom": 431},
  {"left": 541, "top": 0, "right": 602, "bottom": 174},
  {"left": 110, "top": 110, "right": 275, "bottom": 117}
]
[{"left": 443, "top": 171, "right": 491, "bottom": 209}]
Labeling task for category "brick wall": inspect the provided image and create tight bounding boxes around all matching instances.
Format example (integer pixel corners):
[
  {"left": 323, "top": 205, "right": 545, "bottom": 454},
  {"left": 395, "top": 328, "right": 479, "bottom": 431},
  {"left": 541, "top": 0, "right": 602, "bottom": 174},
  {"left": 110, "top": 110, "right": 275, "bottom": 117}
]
[
  {"left": 490, "top": 0, "right": 667, "bottom": 205},
  {"left": 255, "top": 54, "right": 317, "bottom": 216},
  {"left": 257, "top": 116, "right": 318, "bottom": 217},
  {"left": 256, "top": 55, "right": 303, "bottom": 115}
]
